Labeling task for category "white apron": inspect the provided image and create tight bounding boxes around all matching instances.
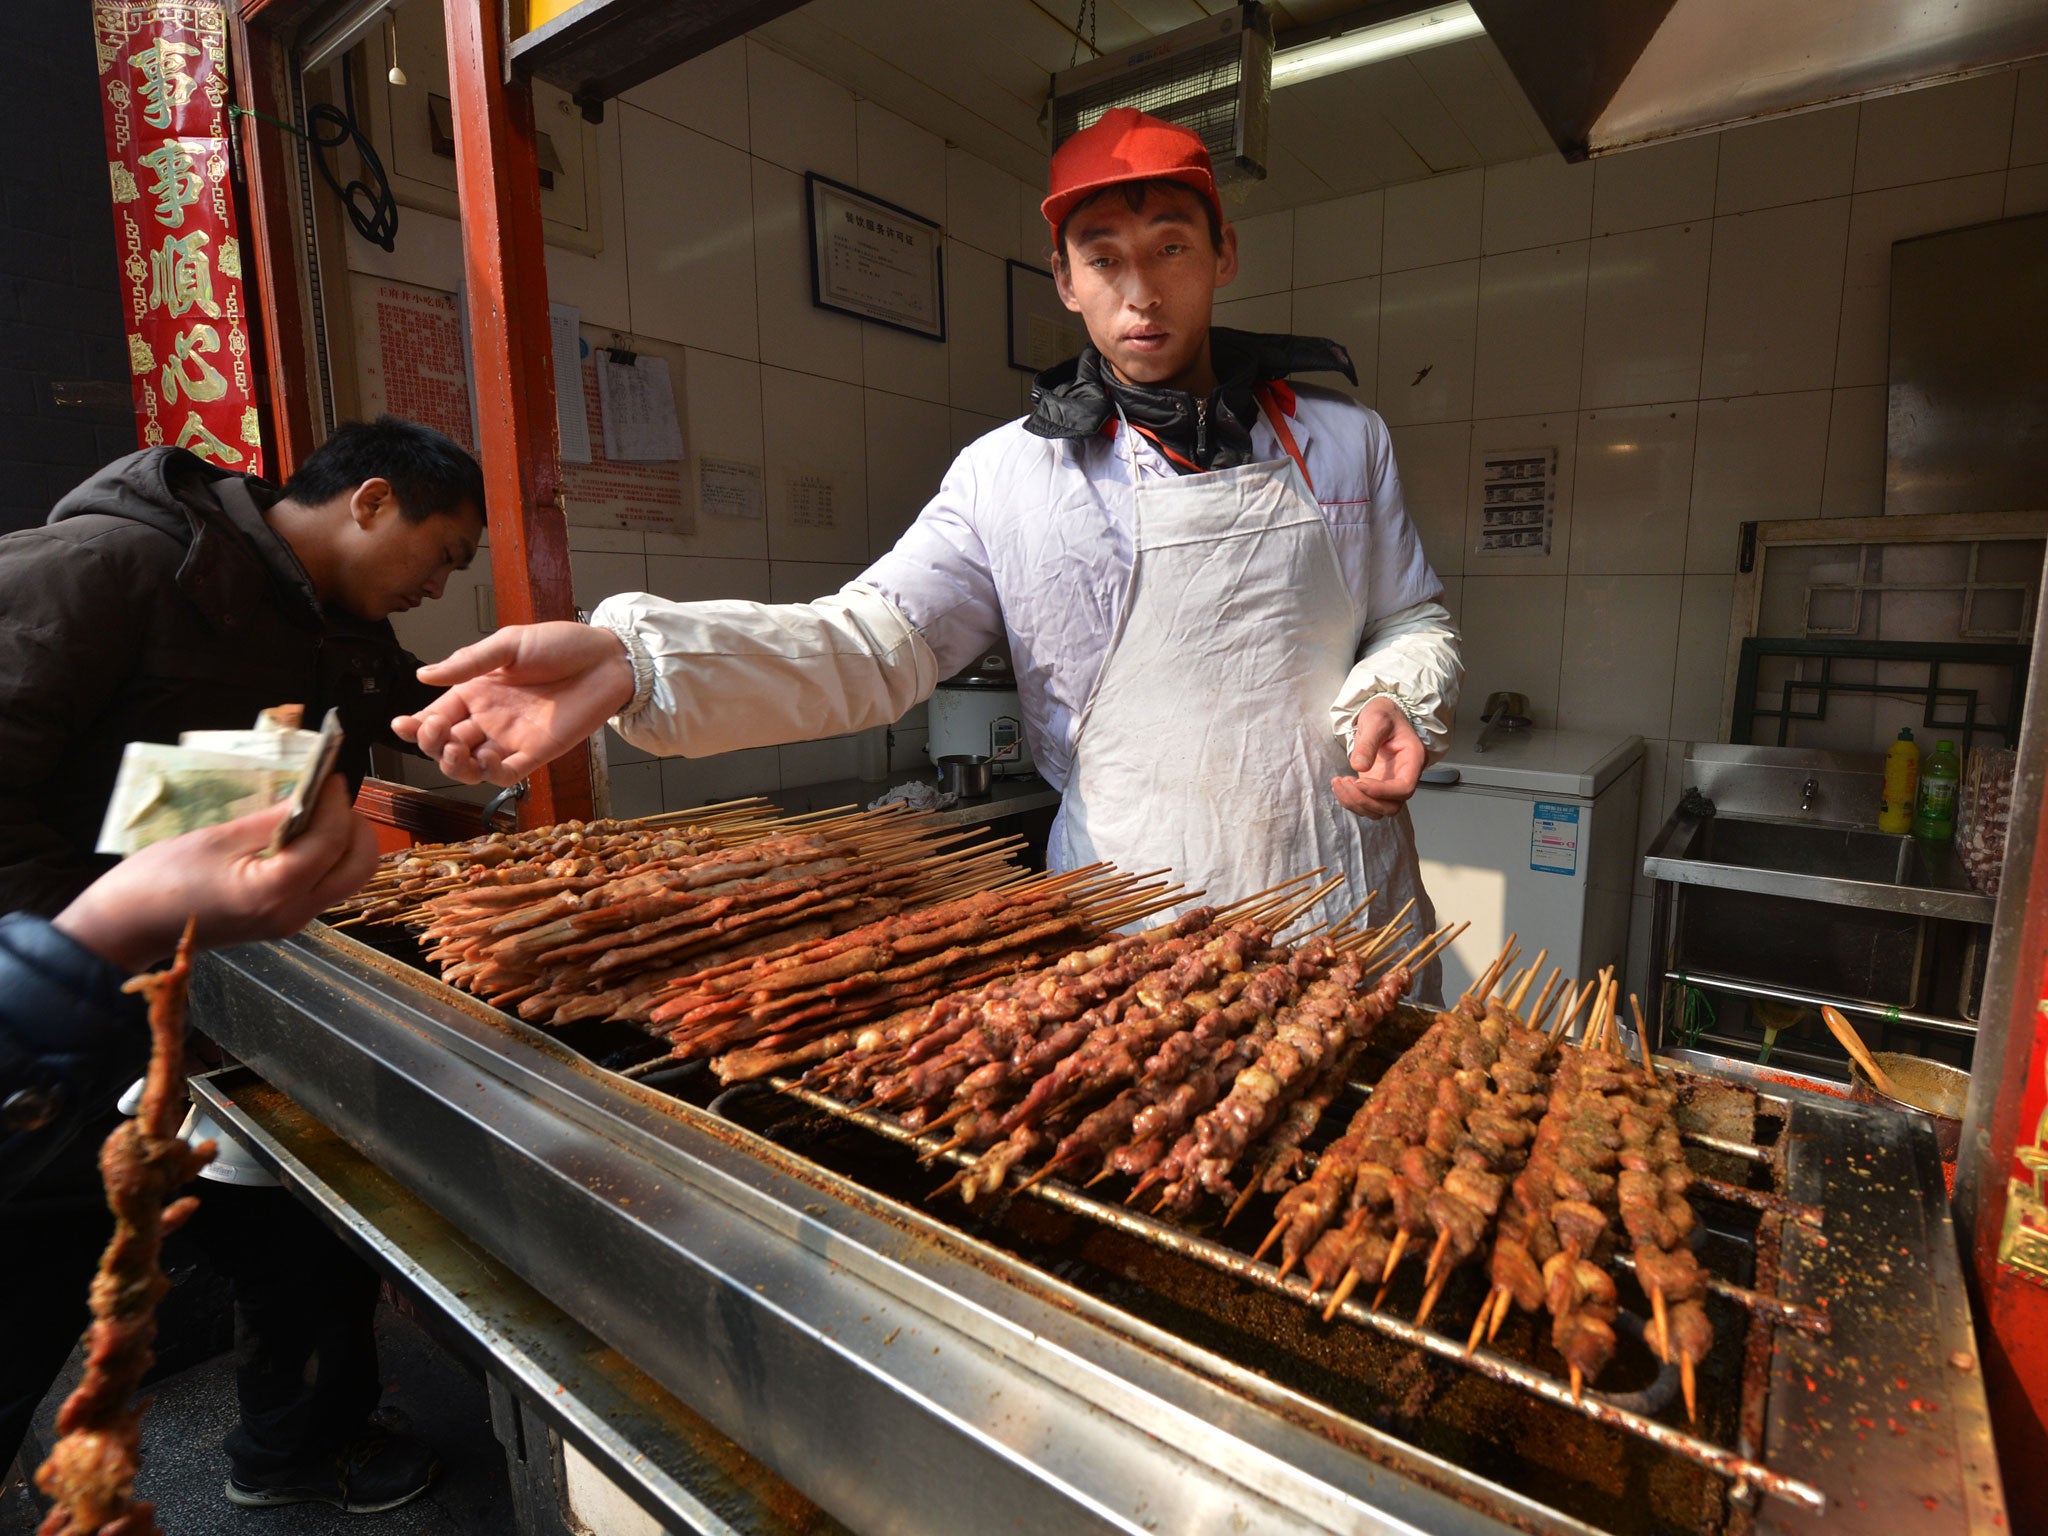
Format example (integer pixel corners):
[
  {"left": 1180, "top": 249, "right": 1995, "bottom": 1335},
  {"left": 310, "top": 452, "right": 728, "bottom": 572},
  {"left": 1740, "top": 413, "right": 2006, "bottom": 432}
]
[{"left": 1047, "top": 397, "right": 1438, "bottom": 993}]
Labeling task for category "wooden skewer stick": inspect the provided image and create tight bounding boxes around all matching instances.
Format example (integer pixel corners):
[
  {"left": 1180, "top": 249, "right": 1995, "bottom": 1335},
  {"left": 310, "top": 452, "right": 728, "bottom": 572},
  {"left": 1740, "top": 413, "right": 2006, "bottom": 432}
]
[
  {"left": 1486, "top": 1283, "right": 1514, "bottom": 1343},
  {"left": 1211, "top": 870, "right": 1323, "bottom": 923},
  {"left": 1254, "top": 1218, "right": 1288, "bottom": 1267},
  {"left": 1389, "top": 920, "right": 1469, "bottom": 979},
  {"left": 1466, "top": 935, "right": 1518, "bottom": 1004},
  {"left": 1570, "top": 1364, "right": 1584, "bottom": 1407},
  {"left": 1506, "top": 948, "right": 1549, "bottom": 1012},
  {"left": 1223, "top": 1164, "right": 1270, "bottom": 1229},
  {"left": 1372, "top": 1229, "right": 1413, "bottom": 1310},
  {"left": 1308, "top": 888, "right": 1380, "bottom": 939},
  {"left": 1414, "top": 1268, "right": 1451, "bottom": 1329},
  {"left": 1267, "top": 874, "right": 1350, "bottom": 934},
  {"left": 1649, "top": 1279, "right": 1672, "bottom": 1363},
  {"left": 1423, "top": 1228, "right": 1453, "bottom": 1288},
  {"left": 1465, "top": 1289, "right": 1500, "bottom": 1355},
  {"left": 1485, "top": 947, "right": 1522, "bottom": 1002},
  {"left": 1361, "top": 896, "right": 1417, "bottom": 950},
  {"left": 1630, "top": 994, "right": 1657, "bottom": 1082},
  {"left": 1548, "top": 979, "right": 1595, "bottom": 1041},
  {"left": 1320, "top": 1269, "right": 1363, "bottom": 1322},
  {"left": 1820, "top": 1004, "right": 1899, "bottom": 1099},
  {"left": 1681, "top": 1355, "right": 1698, "bottom": 1424},
  {"left": 1526, "top": 967, "right": 1563, "bottom": 1028}
]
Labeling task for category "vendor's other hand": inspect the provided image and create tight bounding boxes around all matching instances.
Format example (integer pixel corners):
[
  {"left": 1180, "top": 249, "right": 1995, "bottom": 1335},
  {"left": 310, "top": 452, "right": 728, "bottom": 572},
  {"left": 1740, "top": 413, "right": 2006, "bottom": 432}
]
[
  {"left": 54, "top": 779, "right": 378, "bottom": 973},
  {"left": 392, "top": 622, "right": 636, "bottom": 785},
  {"left": 1332, "top": 696, "right": 1425, "bottom": 820}
]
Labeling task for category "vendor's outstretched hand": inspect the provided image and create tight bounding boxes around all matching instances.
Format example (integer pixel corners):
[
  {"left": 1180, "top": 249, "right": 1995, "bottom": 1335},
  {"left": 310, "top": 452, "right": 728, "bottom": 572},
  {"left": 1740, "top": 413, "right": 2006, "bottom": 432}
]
[
  {"left": 1332, "top": 696, "right": 1426, "bottom": 820},
  {"left": 54, "top": 779, "right": 379, "bottom": 973},
  {"left": 392, "top": 621, "right": 637, "bottom": 785}
]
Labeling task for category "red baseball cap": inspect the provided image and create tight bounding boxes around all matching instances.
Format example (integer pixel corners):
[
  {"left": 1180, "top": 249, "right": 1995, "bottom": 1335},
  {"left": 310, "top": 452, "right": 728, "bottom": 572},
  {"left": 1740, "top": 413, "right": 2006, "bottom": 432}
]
[{"left": 1042, "top": 107, "right": 1223, "bottom": 248}]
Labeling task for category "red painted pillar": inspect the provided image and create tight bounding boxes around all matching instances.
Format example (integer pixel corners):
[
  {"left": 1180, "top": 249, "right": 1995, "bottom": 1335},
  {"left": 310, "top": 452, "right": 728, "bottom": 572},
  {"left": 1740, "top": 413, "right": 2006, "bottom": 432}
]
[{"left": 443, "top": 0, "right": 594, "bottom": 827}]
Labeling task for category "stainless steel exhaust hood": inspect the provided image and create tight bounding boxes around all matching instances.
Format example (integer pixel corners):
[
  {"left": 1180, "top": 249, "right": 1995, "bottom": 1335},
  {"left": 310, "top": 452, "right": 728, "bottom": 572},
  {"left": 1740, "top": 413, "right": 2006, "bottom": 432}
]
[{"left": 1470, "top": 0, "right": 2048, "bottom": 158}]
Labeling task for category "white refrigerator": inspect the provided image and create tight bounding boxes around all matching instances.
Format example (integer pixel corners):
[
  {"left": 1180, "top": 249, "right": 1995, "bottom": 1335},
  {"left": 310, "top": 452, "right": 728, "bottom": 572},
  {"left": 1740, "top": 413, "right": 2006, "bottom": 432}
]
[{"left": 1403, "top": 721, "right": 1643, "bottom": 1005}]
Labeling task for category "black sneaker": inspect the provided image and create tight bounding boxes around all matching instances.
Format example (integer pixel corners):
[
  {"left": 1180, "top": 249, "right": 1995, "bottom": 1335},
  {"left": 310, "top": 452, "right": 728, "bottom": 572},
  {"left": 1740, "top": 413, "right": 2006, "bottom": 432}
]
[{"left": 224, "top": 1429, "right": 439, "bottom": 1513}]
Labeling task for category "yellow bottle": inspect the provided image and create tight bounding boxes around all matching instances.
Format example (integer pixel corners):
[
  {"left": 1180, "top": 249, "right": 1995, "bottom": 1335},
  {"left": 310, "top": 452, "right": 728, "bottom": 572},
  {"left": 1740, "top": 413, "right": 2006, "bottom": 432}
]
[{"left": 1879, "top": 727, "right": 1919, "bottom": 833}]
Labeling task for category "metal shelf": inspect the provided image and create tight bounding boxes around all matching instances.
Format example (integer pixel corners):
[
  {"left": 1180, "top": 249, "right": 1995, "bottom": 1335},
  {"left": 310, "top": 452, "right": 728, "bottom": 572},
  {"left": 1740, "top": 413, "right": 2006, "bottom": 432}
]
[{"left": 1661, "top": 968, "right": 1979, "bottom": 1039}]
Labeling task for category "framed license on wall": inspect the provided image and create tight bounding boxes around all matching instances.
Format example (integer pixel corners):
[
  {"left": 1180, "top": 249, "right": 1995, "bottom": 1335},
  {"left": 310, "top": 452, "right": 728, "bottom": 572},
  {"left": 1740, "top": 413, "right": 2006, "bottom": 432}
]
[
  {"left": 805, "top": 173, "right": 946, "bottom": 341},
  {"left": 1006, "top": 259, "right": 1086, "bottom": 372}
]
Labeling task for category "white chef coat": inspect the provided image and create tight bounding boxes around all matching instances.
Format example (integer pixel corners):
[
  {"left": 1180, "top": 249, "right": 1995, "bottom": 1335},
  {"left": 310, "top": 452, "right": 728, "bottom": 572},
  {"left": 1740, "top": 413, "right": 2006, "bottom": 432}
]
[{"left": 592, "top": 383, "right": 1461, "bottom": 779}]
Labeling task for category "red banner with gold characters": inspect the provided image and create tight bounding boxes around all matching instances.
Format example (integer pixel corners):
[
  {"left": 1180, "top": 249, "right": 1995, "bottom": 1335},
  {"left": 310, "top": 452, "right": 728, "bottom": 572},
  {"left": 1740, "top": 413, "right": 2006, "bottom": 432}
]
[
  {"left": 1998, "top": 943, "right": 2048, "bottom": 1285},
  {"left": 93, "top": 1, "right": 264, "bottom": 476}
]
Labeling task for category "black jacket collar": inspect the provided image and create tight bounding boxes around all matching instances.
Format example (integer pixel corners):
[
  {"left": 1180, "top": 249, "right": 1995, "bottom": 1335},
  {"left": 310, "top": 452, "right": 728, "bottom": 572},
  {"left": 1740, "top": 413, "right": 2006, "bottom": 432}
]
[{"left": 1025, "top": 329, "right": 1356, "bottom": 472}]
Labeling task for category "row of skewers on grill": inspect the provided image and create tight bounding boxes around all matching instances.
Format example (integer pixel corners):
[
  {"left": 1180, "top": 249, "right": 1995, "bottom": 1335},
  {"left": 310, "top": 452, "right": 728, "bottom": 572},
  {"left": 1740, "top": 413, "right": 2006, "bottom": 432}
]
[
  {"left": 328, "top": 804, "right": 1204, "bottom": 1072},
  {"left": 782, "top": 904, "right": 1722, "bottom": 1427},
  {"left": 760, "top": 873, "right": 1460, "bottom": 1216},
  {"left": 1254, "top": 942, "right": 1715, "bottom": 1421}
]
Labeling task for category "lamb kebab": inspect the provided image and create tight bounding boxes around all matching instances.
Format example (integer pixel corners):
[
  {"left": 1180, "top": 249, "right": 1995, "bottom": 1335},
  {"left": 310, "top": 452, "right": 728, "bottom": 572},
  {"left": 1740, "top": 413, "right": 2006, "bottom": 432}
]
[{"left": 35, "top": 925, "right": 214, "bottom": 1536}]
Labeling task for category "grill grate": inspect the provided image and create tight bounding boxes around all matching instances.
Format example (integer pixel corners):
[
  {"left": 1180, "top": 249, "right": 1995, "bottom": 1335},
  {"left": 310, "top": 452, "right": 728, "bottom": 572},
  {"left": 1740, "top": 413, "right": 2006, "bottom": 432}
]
[{"left": 735, "top": 1064, "right": 1830, "bottom": 1517}]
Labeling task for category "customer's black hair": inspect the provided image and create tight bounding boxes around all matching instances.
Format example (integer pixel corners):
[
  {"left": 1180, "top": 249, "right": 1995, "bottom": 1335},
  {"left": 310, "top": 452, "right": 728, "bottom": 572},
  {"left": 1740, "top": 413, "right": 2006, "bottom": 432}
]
[
  {"left": 1054, "top": 177, "right": 1224, "bottom": 263},
  {"left": 281, "top": 415, "right": 485, "bottom": 525}
]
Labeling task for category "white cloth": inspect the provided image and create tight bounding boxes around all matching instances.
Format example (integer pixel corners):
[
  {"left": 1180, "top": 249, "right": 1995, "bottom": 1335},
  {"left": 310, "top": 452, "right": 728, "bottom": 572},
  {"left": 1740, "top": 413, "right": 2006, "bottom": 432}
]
[
  {"left": 1045, "top": 411, "right": 1437, "bottom": 977},
  {"left": 595, "top": 385, "right": 1462, "bottom": 772},
  {"left": 592, "top": 584, "right": 937, "bottom": 757},
  {"left": 862, "top": 384, "right": 1458, "bottom": 780}
]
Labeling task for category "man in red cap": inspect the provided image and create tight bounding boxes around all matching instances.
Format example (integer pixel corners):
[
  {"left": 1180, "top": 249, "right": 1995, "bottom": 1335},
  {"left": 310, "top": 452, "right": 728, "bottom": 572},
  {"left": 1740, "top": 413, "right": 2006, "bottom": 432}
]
[{"left": 392, "top": 108, "right": 1462, "bottom": 985}]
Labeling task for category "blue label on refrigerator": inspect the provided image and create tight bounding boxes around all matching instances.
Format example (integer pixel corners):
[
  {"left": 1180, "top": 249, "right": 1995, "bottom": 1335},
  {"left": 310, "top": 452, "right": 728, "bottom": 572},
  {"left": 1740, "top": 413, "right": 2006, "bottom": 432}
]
[{"left": 1530, "top": 801, "right": 1580, "bottom": 874}]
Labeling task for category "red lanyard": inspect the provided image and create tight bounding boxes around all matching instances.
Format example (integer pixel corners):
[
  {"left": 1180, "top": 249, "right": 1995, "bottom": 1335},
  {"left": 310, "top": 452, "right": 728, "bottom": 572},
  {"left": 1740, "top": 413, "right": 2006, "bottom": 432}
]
[{"left": 1113, "top": 383, "right": 1315, "bottom": 497}]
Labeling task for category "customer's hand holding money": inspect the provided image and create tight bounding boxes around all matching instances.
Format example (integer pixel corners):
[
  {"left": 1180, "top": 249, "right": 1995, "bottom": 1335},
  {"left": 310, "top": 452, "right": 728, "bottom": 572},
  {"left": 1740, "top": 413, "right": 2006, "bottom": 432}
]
[{"left": 57, "top": 780, "right": 378, "bottom": 973}]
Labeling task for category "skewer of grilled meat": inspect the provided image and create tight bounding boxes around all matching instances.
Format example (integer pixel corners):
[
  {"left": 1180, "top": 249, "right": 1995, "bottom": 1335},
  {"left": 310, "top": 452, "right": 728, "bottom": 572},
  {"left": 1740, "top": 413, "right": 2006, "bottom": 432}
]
[{"left": 36, "top": 926, "right": 214, "bottom": 1536}]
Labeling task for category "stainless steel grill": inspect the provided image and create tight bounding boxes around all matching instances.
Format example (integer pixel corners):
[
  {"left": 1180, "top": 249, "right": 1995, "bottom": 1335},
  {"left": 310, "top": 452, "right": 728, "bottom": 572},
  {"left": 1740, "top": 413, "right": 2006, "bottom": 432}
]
[{"left": 189, "top": 924, "right": 2005, "bottom": 1536}]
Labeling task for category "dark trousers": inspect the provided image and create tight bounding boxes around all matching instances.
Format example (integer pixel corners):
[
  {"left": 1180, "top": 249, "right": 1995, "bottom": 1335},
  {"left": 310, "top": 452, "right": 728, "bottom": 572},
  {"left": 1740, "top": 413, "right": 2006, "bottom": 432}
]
[{"left": 1, "top": 1153, "right": 382, "bottom": 1480}]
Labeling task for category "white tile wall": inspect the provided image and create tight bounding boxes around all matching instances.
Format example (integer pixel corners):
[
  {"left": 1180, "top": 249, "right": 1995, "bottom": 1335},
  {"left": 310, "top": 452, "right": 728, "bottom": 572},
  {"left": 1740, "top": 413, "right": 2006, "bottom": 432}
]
[
  {"left": 1591, "top": 136, "right": 1718, "bottom": 235},
  {"left": 1290, "top": 277, "right": 1379, "bottom": 405},
  {"left": 1580, "top": 222, "right": 1710, "bottom": 408},
  {"left": 1715, "top": 110, "right": 1859, "bottom": 215},
  {"left": 1571, "top": 403, "right": 1696, "bottom": 574},
  {"left": 1481, "top": 156, "right": 1593, "bottom": 254},
  {"left": 745, "top": 41, "right": 856, "bottom": 182},
  {"left": 1377, "top": 261, "right": 1479, "bottom": 424},
  {"left": 1699, "top": 199, "right": 1849, "bottom": 396},
  {"left": 1686, "top": 391, "right": 1832, "bottom": 572},
  {"left": 1853, "top": 73, "right": 2017, "bottom": 192},
  {"left": 1293, "top": 191, "right": 1382, "bottom": 286},
  {"left": 1231, "top": 210, "right": 1295, "bottom": 298},
  {"left": 762, "top": 367, "right": 867, "bottom": 563},
  {"left": 1383, "top": 169, "right": 1483, "bottom": 271},
  {"left": 865, "top": 390, "right": 954, "bottom": 557},
  {"left": 1473, "top": 243, "right": 1587, "bottom": 418},
  {"left": 620, "top": 38, "right": 747, "bottom": 151},
  {"left": 354, "top": 56, "right": 2041, "bottom": 849}
]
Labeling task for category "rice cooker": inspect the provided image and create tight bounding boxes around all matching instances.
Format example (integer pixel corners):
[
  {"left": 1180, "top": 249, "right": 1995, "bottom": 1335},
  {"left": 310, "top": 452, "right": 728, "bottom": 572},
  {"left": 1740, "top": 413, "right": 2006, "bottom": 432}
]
[{"left": 928, "top": 655, "right": 1034, "bottom": 778}]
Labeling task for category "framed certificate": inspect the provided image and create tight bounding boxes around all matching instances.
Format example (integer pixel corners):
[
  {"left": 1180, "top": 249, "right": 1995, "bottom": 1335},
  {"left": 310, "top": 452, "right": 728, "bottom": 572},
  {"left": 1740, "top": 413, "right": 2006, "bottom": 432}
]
[
  {"left": 805, "top": 172, "right": 946, "bottom": 341},
  {"left": 1006, "top": 259, "right": 1087, "bottom": 373}
]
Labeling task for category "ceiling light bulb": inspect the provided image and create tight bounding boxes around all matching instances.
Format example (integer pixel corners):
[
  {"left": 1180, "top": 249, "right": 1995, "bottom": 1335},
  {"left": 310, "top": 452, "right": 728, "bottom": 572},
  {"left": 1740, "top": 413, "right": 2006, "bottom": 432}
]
[{"left": 1271, "top": 3, "right": 1486, "bottom": 90}]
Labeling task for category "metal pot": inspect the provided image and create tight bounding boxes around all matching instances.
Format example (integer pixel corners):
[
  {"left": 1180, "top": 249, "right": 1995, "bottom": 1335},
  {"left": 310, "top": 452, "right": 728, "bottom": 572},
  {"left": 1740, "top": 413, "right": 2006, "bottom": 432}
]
[
  {"left": 1848, "top": 1051, "right": 1969, "bottom": 1162},
  {"left": 935, "top": 754, "right": 992, "bottom": 799}
]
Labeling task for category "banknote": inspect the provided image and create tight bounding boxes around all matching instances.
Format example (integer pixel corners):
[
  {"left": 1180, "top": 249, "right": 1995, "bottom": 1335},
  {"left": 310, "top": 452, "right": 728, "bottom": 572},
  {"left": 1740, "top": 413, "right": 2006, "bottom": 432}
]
[{"left": 95, "top": 708, "right": 339, "bottom": 855}]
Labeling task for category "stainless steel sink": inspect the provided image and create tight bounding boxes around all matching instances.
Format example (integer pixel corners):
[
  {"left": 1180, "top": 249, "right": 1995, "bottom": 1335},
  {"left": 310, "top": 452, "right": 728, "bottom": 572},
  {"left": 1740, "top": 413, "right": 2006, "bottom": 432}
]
[{"left": 1644, "top": 811, "right": 1995, "bottom": 924}]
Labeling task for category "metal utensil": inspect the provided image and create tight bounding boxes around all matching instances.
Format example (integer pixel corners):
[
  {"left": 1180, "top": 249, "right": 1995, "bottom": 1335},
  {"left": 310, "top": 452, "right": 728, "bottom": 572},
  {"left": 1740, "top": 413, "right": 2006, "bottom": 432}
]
[
  {"left": 935, "top": 755, "right": 993, "bottom": 798},
  {"left": 1473, "top": 691, "right": 1532, "bottom": 753}
]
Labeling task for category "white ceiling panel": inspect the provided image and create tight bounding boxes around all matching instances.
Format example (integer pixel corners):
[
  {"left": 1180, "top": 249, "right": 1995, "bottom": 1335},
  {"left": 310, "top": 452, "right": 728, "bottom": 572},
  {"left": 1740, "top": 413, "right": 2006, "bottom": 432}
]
[{"left": 748, "top": 0, "right": 1564, "bottom": 214}]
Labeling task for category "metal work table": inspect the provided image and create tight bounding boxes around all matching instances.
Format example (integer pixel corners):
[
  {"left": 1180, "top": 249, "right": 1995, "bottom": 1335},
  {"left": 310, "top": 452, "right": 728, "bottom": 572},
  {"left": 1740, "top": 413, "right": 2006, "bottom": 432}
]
[{"left": 185, "top": 921, "right": 2006, "bottom": 1536}]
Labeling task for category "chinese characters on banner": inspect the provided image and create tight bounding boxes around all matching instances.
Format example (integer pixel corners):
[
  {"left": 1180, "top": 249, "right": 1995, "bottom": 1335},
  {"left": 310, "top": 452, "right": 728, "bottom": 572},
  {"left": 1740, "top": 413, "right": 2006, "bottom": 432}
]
[
  {"left": 1997, "top": 944, "right": 2048, "bottom": 1286},
  {"left": 94, "top": 1, "right": 263, "bottom": 476}
]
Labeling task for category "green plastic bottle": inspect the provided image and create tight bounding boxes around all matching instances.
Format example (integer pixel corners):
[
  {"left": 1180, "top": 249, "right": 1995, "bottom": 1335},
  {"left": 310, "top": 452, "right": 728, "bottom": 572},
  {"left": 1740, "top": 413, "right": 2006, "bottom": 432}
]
[{"left": 1912, "top": 739, "right": 1960, "bottom": 840}]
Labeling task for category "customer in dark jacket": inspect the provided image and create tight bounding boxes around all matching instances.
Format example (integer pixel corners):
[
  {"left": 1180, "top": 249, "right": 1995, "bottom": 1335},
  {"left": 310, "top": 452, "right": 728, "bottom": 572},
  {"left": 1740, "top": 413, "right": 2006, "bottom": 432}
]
[
  {"left": 0, "top": 416, "right": 481, "bottom": 1514},
  {"left": 0, "top": 414, "right": 483, "bottom": 917}
]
